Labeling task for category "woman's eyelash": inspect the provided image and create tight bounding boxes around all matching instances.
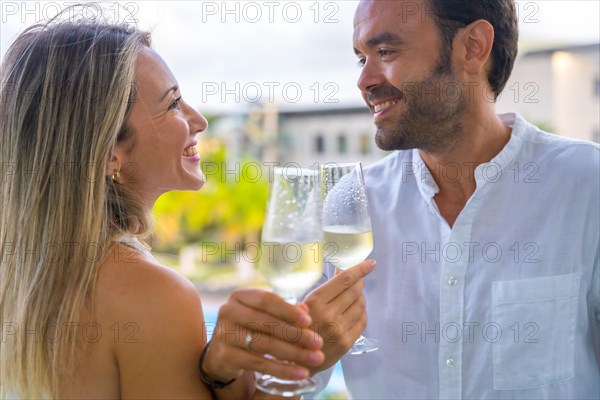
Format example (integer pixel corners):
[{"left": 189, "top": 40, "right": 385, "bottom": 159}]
[{"left": 169, "top": 96, "right": 182, "bottom": 110}]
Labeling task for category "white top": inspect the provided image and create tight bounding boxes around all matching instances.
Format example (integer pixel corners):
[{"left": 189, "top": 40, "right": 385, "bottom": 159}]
[
  {"left": 310, "top": 113, "right": 600, "bottom": 399},
  {"left": 113, "top": 234, "right": 156, "bottom": 262}
]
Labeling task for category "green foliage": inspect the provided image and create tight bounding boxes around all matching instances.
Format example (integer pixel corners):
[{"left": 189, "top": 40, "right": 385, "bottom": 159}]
[
  {"left": 151, "top": 138, "right": 269, "bottom": 258},
  {"left": 533, "top": 120, "right": 555, "bottom": 134},
  {"left": 320, "top": 391, "right": 349, "bottom": 400}
]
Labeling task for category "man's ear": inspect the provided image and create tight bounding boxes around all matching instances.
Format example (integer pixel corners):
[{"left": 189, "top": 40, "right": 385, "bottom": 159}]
[{"left": 457, "top": 19, "right": 495, "bottom": 76}]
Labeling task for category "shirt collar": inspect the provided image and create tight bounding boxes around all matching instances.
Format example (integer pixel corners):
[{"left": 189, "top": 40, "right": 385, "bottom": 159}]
[
  {"left": 412, "top": 148, "right": 440, "bottom": 202},
  {"left": 411, "top": 112, "right": 526, "bottom": 202},
  {"left": 474, "top": 112, "right": 525, "bottom": 187}
]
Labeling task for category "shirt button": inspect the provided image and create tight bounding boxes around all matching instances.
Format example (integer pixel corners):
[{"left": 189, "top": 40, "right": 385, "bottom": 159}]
[
  {"left": 447, "top": 276, "right": 458, "bottom": 286},
  {"left": 446, "top": 357, "right": 455, "bottom": 368}
]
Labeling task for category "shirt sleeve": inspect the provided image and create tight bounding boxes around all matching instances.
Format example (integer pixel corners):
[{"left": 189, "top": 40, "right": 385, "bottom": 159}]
[{"left": 592, "top": 245, "right": 600, "bottom": 325}]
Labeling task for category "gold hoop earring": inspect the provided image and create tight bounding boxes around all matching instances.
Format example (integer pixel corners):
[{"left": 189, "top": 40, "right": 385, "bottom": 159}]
[{"left": 112, "top": 171, "right": 120, "bottom": 183}]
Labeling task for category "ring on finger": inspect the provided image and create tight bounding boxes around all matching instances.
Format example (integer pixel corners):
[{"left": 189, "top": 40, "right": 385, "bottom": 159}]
[{"left": 244, "top": 332, "right": 253, "bottom": 351}]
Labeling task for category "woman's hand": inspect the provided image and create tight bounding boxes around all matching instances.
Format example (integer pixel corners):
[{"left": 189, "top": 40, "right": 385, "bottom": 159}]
[{"left": 201, "top": 289, "right": 325, "bottom": 384}]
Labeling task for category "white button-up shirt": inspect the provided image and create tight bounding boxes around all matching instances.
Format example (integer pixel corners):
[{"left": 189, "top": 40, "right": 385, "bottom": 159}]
[{"left": 311, "top": 113, "right": 600, "bottom": 399}]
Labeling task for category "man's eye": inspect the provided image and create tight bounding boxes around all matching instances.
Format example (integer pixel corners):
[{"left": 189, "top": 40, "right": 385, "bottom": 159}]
[
  {"left": 378, "top": 49, "right": 393, "bottom": 57},
  {"left": 356, "top": 57, "right": 366, "bottom": 67}
]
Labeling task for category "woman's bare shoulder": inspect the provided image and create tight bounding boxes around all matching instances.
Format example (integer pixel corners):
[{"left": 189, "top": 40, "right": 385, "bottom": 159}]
[
  {"left": 95, "top": 242, "right": 205, "bottom": 343},
  {"left": 96, "top": 242, "right": 200, "bottom": 313},
  {"left": 94, "top": 242, "right": 212, "bottom": 399}
]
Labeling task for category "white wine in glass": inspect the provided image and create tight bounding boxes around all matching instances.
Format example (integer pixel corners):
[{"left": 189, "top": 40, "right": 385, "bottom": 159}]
[
  {"left": 259, "top": 241, "right": 323, "bottom": 304},
  {"left": 256, "top": 167, "right": 323, "bottom": 397},
  {"left": 322, "top": 226, "right": 373, "bottom": 270},
  {"left": 321, "top": 162, "right": 379, "bottom": 354}
]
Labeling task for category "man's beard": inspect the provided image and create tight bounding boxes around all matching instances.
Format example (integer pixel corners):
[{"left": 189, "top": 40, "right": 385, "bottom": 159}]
[{"left": 371, "top": 52, "right": 468, "bottom": 153}]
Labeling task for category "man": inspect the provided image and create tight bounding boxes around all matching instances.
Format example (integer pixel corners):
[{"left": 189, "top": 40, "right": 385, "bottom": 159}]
[{"left": 304, "top": 0, "right": 600, "bottom": 398}]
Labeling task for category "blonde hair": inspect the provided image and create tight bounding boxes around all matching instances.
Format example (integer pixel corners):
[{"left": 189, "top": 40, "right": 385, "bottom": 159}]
[{"left": 0, "top": 8, "right": 151, "bottom": 398}]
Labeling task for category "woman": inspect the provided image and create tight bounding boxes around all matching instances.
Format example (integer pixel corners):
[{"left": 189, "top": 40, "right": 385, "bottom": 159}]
[{"left": 0, "top": 10, "right": 327, "bottom": 399}]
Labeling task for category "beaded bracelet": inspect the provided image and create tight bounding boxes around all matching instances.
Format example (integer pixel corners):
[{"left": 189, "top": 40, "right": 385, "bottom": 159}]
[{"left": 198, "top": 340, "right": 237, "bottom": 389}]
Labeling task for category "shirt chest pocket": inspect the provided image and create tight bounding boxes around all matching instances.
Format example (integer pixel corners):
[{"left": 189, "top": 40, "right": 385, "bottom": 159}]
[{"left": 491, "top": 273, "right": 581, "bottom": 390}]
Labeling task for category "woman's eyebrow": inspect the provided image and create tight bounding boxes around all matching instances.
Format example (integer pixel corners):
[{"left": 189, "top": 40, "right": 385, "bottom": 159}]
[{"left": 159, "top": 85, "right": 179, "bottom": 101}]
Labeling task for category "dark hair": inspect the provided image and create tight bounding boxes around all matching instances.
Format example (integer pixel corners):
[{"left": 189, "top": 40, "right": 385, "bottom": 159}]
[{"left": 429, "top": 0, "right": 519, "bottom": 99}]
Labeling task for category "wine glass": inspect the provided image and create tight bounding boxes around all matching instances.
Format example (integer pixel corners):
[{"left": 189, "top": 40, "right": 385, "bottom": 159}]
[
  {"left": 321, "top": 162, "right": 379, "bottom": 354},
  {"left": 256, "top": 166, "right": 323, "bottom": 396}
]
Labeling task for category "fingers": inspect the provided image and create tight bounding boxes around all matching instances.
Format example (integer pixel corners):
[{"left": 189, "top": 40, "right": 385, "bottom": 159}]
[
  {"left": 211, "top": 319, "right": 322, "bottom": 352},
  {"left": 328, "top": 277, "right": 365, "bottom": 315},
  {"left": 296, "top": 261, "right": 375, "bottom": 375},
  {"left": 305, "top": 259, "right": 376, "bottom": 305},
  {"left": 231, "top": 288, "right": 313, "bottom": 327},
  {"left": 306, "top": 289, "right": 366, "bottom": 347},
  {"left": 204, "top": 288, "right": 331, "bottom": 383},
  {"left": 207, "top": 329, "right": 324, "bottom": 380},
  {"left": 204, "top": 338, "right": 317, "bottom": 381},
  {"left": 338, "top": 295, "right": 367, "bottom": 335},
  {"left": 205, "top": 320, "right": 324, "bottom": 380},
  {"left": 216, "top": 299, "right": 323, "bottom": 350},
  {"left": 220, "top": 346, "right": 314, "bottom": 380},
  {"left": 243, "top": 329, "right": 325, "bottom": 368},
  {"left": 343, "top": 292, "right": 367, "bottom": 322},
  {"left": 334, "top": 259, "right": 376, "bottom": 291}
]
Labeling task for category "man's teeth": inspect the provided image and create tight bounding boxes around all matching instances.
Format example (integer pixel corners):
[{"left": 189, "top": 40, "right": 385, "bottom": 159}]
[
  {"left": 183, "top": 146, "right": 198, "bottom": 157},
  {"left": 373, "top": 100, "right": 397, "bottom": 113}
]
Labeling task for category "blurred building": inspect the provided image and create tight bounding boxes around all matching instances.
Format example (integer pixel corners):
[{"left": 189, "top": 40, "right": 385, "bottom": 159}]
[
  {"left": 275, "top": 105, "right": 389, "bottom": 166},
  {"left": 211, "top": 103, "right": 389, "bottom": 167},
  {"left": 497, "top": 43, "right": 600, "bottom": 143}
]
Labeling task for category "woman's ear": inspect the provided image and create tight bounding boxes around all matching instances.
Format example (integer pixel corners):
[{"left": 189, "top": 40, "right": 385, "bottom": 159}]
[{"left": 106, "top": 154, "right": 121, "bottom": 181}]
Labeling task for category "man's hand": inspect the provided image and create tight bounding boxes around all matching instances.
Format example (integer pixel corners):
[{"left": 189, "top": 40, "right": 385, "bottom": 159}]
[{"left": 303, "top": 259, "right": 376, "bottom": 375}]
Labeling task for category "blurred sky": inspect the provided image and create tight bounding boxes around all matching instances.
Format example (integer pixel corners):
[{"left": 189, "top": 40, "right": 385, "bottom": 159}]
[{"left": 1, "top": 0, "right": 599, "bottom": 113}]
